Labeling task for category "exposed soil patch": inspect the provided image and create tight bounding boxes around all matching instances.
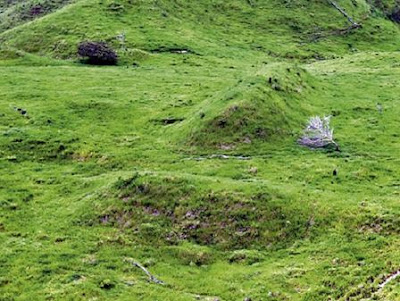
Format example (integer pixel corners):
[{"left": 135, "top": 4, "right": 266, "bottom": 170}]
[
  {"left": 152, "top": 117, "right": 185, "bottom": 125},
  {"left": 150, "top": 47, "right": 195, "bottom": 54}
]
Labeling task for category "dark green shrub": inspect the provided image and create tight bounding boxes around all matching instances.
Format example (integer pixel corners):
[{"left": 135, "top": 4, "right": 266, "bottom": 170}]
[{"left": 78, "top": 41, "right": 118, "bottom": 65}]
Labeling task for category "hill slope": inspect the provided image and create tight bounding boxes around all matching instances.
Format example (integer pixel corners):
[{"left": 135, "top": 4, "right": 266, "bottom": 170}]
[
  {"left": 1, "top": 0, "right": 400, "bottom": 61},
  {"left": 0, "top": 0, "right": 76, "bottom": 32}
]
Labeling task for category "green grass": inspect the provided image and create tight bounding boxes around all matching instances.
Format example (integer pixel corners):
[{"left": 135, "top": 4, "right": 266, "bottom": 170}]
[
  {"left": 0, "top": 0, "right": 74, "bottom": 32},
  {"left": 2, "top": 0, "right": 400, "bottom": 300}
]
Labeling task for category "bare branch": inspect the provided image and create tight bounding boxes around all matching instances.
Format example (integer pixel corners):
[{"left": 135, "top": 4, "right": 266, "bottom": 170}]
[
  {"left": 125, "top": 258, "right": 165, "bottom": 285},
  {"left": 378, "top": 269, "right": 400, "bottom": 291},
  {"left": 327, "top": 0, "right": 360, "bottom": 28}
]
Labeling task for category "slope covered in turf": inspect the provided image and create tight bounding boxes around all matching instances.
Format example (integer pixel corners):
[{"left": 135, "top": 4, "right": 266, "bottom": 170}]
[{"left": 1, "top": 1, "right": 400, "bottom": 300}]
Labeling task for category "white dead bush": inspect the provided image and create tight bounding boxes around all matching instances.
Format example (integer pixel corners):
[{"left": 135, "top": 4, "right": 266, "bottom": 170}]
[{"left": 298, "top": 115, "right": 338, "bottom": 149}]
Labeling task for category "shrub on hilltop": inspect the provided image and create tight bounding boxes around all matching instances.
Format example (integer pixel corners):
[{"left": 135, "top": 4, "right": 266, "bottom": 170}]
[{"left": 77, "top": 41, "right": 118, "bottom": 65}]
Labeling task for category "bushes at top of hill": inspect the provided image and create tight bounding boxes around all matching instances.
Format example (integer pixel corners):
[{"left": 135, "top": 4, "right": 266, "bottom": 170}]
[{"left": 78, "top": 41, "right": 118, "bottom": 65}]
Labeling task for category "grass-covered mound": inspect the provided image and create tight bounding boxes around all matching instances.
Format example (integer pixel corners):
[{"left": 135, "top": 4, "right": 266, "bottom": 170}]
[
  {"left": 187, "top": 66, "right": 317, "bottom": 149},
  {"left": 85, "top": 173, "right": 313, "bottom": 250}
]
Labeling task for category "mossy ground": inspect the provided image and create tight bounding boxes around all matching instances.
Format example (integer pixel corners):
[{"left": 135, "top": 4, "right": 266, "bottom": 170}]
[{"left": 1, "top": 1, "right": 400, "bottom": 300}]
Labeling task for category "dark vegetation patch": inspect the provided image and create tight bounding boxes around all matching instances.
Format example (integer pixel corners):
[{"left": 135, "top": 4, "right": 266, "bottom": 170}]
[
  {"left": 368, "top": 0, "right": 400, "bottom": 23},
  {"left": 358, "top": 212, "right": 400, "bottom": 235},
  {"left": 2, "top": 121, "right": 76, "bottom": 162},
  {"left": 0, "top": 47, "right": 23, "bottom": 60},
  {"left": 0, "top": 188, "right": 33, "bottom": 211},
  {"left": 0, "top": 0, "right": 72, "bottom": 32},
  {"left": 388, "top": 8, "right": 400, "bottom": 23},
  {"left": 0, "top": 0, "right": 21, "bottom": 8},
  {"left": 87, "top": 174, "right": 315, "bottom": 250},
  {"left": 5, "top": 137, "right": 72, "bottom": 161},
  {"left": 78, "top": 41, "right": 118, "bottom": 65},
  {"left": 106, "top": 1, "right": 125, "bottom": 14}
]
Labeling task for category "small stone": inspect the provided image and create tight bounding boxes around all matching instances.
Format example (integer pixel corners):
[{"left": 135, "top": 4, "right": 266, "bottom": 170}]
[
  {"left": 220, "top": 143, "right": 235, "bottom": 150},
  {"left": 124, "top": 280, "right": 134, "bottom": 286},
  {"left": 243, "top": 137, "right": 252, "bottom": 144},
  {"left": 249, "top": 167, "right": 258, "bottom": 174}
]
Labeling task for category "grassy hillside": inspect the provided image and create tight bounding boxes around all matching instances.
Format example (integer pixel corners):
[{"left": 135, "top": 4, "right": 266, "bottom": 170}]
[
  {"left": 1, "top": 0, "right": 400, "bottom": 300},
  {"left": 0, "top": 0, "right": 75, "bottom": 32},
  {"left": 2, "top": 0, "right": 400, "bottom": 62}
]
